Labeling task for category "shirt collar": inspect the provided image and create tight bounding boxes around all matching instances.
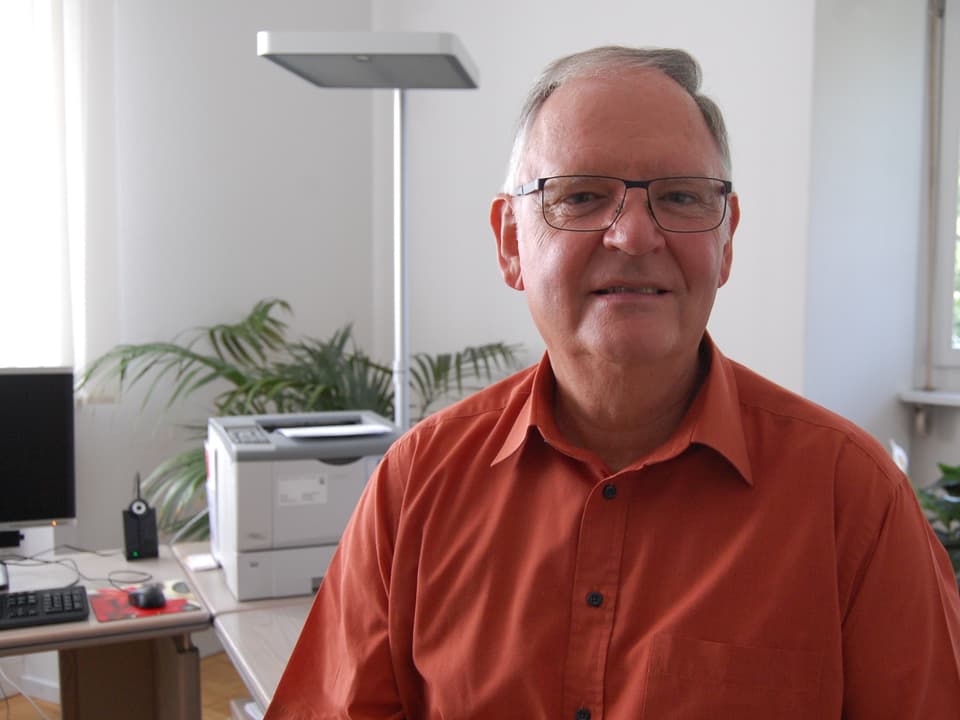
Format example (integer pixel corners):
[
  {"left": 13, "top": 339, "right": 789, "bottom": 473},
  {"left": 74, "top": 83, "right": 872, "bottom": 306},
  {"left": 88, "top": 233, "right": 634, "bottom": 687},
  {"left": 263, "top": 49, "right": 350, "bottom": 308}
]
[
  {"left": 491, "top": 334, "right": 754, "bottom": 486},
  {"left": 689, "top": 334, "right": 753, "bottom": 485}
]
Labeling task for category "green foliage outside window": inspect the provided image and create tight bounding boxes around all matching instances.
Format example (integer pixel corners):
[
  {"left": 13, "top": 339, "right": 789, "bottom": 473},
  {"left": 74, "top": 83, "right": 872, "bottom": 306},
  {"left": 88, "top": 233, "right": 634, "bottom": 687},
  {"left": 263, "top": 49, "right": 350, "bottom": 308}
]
[{"left": 916, "top": 463, "right": 960, "bottom": 585}]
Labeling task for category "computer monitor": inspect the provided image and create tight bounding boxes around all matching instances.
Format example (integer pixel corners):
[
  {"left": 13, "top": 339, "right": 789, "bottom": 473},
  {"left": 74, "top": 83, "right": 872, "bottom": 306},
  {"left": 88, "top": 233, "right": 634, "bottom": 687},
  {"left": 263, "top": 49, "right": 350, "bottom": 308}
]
[{"left": 0, "top": 367, "right": 76, "bottom": 545}]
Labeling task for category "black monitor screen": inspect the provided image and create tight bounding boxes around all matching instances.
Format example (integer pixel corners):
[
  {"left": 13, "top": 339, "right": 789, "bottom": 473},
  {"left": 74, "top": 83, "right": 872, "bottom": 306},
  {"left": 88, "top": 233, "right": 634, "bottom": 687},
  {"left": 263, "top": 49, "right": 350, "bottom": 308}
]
[{"left": 0, "top": 368, "right": 76, "bottom": 529}]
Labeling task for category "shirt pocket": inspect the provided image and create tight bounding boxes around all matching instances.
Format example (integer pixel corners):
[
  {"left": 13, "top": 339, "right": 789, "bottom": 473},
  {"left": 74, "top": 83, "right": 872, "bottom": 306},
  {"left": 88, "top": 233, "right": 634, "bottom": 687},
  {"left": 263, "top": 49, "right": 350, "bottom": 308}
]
[{"left": 642, "top": 633, "right": 824, "bottom": 720}]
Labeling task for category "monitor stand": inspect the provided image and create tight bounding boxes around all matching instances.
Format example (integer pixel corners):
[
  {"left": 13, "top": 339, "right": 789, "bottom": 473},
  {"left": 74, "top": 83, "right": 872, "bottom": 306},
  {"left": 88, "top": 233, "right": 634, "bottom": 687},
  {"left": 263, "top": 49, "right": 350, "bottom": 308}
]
[{"left": 0, "top": 531, "right": 23, "bottom": 549}]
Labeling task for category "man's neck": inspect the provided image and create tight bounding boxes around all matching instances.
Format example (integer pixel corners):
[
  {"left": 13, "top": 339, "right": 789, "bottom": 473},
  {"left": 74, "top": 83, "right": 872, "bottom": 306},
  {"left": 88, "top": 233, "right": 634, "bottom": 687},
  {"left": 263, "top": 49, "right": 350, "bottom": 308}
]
[{"left": 550, "top": 346, "right": 708, "bottom": 472}]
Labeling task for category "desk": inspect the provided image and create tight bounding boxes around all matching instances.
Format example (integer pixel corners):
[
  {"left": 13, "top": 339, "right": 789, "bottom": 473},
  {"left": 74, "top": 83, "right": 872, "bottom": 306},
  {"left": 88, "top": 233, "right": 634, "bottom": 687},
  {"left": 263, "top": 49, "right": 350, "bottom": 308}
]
[
  {"left": 173, "top": 542, "right": 311, "bottom": 713},
  {"left": 0, "top": 546, "right": 211, "bottom": 719}
]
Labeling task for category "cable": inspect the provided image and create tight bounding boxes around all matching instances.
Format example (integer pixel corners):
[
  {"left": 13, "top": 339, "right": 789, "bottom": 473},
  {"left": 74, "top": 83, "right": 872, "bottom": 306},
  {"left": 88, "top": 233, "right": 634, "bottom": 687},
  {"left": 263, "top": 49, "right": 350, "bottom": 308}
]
[
  {"left": 1, "top": 547, "right": 153, "bottom": 590},
  {"left": 105, "top": 569, "right": 153, "bottom": 589},
  {"left": 0, "top": 665, "right": 51, "bottom": 720},
  {"left": 27, "top": 544, "right": 122, "bottom": 560}
]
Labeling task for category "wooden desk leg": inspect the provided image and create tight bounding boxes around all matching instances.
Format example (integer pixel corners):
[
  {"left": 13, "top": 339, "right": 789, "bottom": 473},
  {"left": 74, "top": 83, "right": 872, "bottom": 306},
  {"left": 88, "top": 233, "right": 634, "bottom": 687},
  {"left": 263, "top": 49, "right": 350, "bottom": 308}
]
[
  {"left": 154, "top": 633, "right": 201, "bottom": 720},
  {"left": 58, "top": 634, "right": 200, "bottom": 720}
]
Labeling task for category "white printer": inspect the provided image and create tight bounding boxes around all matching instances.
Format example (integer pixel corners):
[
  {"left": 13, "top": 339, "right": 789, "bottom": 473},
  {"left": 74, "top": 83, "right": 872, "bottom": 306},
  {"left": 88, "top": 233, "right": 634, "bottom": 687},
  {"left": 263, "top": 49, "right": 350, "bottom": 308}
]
[{"left": 205, "top": 410, "right": 398, "bottom": 601}]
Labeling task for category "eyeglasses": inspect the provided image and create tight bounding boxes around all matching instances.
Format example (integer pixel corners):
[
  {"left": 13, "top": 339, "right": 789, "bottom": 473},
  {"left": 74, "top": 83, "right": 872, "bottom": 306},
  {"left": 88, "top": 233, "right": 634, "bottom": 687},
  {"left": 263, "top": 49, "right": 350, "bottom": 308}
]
[{"left": 512, "top": 175, "right": 733, "bottom": 233}]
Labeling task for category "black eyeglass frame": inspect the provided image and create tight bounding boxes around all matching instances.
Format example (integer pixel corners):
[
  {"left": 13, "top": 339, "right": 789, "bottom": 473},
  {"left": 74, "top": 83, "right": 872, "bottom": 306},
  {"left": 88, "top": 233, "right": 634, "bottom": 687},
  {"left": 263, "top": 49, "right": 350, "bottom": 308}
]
[{"left": 511, "top": 174, "right": 734, "bottom": 234}]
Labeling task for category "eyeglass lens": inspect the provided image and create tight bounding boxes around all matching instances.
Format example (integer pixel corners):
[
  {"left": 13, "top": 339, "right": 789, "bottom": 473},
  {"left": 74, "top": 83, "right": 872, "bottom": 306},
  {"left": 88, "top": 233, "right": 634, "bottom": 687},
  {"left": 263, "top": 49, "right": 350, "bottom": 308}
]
[{"left": 540, "top": 176, "right": 728, "bottom": 233}]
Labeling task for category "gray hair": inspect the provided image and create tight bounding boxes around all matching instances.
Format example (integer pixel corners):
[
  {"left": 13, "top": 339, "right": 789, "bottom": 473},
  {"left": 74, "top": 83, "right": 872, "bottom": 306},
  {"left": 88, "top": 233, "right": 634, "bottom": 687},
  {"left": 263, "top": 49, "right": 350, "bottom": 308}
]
[{"left": 502, "top": 46, "right": 732, "bottom": 192}]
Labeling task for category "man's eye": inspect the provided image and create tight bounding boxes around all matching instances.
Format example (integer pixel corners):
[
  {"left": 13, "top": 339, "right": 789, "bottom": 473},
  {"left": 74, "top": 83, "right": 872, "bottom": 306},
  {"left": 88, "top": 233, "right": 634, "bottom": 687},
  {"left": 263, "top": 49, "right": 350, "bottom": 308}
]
[
  {"left": 660, "top": 190, "right": 700, "bottom": 205},
  {"left": 562, "top": 191, "right": 602, "bottom": 205}
]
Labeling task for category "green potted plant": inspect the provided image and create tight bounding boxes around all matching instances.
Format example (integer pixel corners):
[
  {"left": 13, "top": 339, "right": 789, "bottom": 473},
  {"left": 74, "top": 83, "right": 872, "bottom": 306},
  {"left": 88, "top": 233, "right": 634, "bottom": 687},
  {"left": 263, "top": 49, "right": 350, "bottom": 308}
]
[
  {"left": 915, "top": 462, "right": 960, "bottom": 585},
  {"left": 80, "top": 298, "right": 521, "bottom": 540}
]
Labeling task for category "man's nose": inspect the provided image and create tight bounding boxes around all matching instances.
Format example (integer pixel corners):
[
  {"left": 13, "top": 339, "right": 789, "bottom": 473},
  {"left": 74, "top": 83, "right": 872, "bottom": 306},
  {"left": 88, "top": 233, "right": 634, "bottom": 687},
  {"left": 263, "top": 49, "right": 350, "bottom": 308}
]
[{"left": 601, "top": 188, "right": 665, "bottom": 255}]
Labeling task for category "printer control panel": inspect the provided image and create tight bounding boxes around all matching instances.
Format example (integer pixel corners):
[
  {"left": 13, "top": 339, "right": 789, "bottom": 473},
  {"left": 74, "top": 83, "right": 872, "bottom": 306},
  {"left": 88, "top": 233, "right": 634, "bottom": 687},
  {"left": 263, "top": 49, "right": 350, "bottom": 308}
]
[{"left": 227, "top": 426, "right": 271, "bottom": 445}]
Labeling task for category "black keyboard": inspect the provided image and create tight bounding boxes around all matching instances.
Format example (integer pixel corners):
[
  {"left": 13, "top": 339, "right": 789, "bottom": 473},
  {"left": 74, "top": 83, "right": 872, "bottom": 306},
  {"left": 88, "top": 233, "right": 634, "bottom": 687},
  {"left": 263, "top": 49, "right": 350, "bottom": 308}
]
[{"left": 0, "top": 585, "right": 89, "bottom": 630}]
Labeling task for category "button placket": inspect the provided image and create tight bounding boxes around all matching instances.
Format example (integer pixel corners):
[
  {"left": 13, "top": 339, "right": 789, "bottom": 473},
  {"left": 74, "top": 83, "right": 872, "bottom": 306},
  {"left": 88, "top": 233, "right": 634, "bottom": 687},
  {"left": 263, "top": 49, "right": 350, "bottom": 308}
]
[{"left": 561, "top": 478, "right": 630, "bottom": 720}]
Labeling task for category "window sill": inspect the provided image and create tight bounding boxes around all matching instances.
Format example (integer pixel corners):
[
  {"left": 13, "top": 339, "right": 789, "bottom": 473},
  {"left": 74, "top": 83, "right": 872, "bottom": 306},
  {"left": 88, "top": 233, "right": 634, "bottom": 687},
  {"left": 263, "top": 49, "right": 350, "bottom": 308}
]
[
  {"left": 899, "top": 390, "right": 960, "bottom": 435},
  {"left": 899, "top": 390, "right": 960, "bottom": 408}
]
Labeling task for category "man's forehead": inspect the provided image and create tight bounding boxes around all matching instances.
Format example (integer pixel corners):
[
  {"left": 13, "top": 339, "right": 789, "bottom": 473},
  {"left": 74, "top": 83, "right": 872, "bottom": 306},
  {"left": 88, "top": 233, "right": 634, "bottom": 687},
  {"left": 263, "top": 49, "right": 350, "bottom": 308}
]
[
  {"left": 522, "top": 68, "right": 720, "bottom": 175},
  {"left": 537, "top": 68, "right": 697, "bottom": 129}
]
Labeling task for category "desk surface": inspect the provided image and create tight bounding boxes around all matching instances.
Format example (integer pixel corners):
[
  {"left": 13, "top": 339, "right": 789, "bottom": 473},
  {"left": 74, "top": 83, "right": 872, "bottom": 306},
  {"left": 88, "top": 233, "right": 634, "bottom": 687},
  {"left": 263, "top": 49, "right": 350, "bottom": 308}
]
[
  {"left": 173, "top": 542, "right": 312, "bottom": 711},
  {"left": 0, "top": 545, "right": 211, "bottom": 657},
  {"left": 216, "top": 603, "right": 310, "bottom": 709}
]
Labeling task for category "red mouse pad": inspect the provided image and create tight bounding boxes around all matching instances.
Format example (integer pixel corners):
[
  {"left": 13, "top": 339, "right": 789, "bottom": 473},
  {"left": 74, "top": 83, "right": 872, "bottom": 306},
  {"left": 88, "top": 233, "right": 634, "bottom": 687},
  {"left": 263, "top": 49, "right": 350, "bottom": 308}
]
[{"left": 88, "top": 579, "right": 201, "bottom": 622}]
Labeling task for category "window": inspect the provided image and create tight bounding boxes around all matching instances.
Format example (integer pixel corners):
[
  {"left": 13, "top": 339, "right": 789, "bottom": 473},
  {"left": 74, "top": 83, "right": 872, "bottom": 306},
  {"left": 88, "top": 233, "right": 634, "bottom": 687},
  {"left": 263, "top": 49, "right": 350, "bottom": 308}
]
[
  {"left": 953, "top": 159, "right": 959, "bottom": 348},
  {"left": 0, "top": 1, "right": 70, "bottom": 367},
  {"left": 934, "top": 0, "right": 960, "bottom": 366},
  {"left": 0, "top": 0, "right": 84, "bottom": 369}
]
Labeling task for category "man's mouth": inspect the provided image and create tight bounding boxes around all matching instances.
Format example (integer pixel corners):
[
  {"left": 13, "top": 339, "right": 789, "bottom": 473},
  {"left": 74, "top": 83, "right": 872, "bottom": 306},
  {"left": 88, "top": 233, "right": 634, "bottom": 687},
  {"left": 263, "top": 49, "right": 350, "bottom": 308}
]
[{"left": 594, "top": 286, "right": 666, "bottom": 295}]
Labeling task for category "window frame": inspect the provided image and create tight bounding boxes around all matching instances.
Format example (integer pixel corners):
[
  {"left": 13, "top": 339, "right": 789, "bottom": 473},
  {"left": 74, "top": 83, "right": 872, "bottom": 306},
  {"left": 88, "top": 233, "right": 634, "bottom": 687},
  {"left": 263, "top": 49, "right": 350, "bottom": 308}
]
[{"left": 932, "top": 0, "right": 960, "bottom": 368}]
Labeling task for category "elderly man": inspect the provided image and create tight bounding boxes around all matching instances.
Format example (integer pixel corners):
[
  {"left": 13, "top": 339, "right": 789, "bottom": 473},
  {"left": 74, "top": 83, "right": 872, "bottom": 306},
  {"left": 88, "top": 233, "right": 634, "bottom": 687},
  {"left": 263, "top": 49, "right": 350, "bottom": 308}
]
[{"left": 265, "top": 46, "right": 960, "bottom": 719}]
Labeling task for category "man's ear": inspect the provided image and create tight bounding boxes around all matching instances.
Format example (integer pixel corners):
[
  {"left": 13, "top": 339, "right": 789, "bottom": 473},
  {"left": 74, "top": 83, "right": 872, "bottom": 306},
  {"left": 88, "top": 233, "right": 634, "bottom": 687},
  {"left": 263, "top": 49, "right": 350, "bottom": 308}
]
[
  {"left": 718, "top": 192, "right": 739, "bottom": 288},
  {"left": 491, "top": 194, "right": 524, "bottom": 291}
]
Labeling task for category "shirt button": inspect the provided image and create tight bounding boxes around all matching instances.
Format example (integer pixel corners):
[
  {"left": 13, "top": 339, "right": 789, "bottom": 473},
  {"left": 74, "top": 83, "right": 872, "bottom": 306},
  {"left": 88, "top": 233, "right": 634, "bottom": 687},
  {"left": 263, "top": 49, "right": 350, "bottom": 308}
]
[
  {"left": 602, "top": 484, "right": 617, "bottom": 499},
  {"left": 575, "top": 709, "right": 591, "bottom": 720},
  {"left": 586, "top": 591, "right": 604, "bottom": 607}
]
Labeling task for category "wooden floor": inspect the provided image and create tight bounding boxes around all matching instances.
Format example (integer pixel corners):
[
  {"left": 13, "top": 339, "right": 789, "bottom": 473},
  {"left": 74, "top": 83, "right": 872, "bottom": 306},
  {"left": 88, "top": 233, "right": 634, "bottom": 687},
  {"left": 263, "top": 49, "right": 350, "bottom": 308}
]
[{"left": 0, "top": 651, "right": 250, "bottom": 720}]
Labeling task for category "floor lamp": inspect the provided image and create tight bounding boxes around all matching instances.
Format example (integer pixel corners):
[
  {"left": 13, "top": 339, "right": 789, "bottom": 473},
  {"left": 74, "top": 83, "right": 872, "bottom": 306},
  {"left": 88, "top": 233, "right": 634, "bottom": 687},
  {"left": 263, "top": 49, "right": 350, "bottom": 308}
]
[{"left": 257, "top": 31, "right": 479, "bottom": 432}]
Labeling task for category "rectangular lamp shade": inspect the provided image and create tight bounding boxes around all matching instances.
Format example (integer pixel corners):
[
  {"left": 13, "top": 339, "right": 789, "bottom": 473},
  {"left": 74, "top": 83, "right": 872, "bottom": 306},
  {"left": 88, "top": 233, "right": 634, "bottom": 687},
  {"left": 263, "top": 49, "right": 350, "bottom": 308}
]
[{"left": 256, "top": 31, "right": 479, "bottom": 89}]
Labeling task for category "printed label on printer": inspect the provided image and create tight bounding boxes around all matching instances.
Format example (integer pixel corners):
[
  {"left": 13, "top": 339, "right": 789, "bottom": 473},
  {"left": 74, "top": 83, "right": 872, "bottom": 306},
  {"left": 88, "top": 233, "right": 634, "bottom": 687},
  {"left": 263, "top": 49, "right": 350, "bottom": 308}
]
[{"left": 277, "top": 475, "right": 328, "bottom": 506}]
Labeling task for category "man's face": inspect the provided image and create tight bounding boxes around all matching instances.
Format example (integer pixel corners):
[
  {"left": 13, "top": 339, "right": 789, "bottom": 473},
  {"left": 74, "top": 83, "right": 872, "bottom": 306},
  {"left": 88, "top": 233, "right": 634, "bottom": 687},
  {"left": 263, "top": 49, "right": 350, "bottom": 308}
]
[{"left": 492, "top": 69, "right": 739, "bottom": 372}]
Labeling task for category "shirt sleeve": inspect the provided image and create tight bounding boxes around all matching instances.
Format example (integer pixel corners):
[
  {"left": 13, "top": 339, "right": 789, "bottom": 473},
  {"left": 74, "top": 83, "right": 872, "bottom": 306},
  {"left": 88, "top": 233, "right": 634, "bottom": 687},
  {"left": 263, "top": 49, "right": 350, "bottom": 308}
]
[
  {"left": 263, "top": 450, "right": 408, "bottom": 720},
  {"left": 838, "top": 447, "right": 960, "bottom": 718}
]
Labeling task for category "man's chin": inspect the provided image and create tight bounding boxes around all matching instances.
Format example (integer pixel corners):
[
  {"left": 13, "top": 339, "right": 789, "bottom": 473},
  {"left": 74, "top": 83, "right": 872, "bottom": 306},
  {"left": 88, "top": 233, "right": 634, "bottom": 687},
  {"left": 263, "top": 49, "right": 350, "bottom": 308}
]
[{"left": 576, "top": 331, "right": 687, "bottom": 370}]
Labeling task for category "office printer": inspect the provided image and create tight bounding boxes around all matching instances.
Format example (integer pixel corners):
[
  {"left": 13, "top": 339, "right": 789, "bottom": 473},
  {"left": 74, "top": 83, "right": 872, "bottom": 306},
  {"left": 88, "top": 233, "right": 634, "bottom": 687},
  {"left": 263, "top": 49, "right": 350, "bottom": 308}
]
[{"left": 206, "top": 410, "right": 398, "bottom": 601}]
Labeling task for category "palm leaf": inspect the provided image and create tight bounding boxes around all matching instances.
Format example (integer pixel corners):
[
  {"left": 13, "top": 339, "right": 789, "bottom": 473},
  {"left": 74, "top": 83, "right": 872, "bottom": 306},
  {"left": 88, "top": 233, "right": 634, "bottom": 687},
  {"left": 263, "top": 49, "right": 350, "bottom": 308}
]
[
  {"left": 410, "top": 341, "right": 520, "bottom": 417},
  {"left": 142, "top": 447, "right": 208, "bottom": 538}
]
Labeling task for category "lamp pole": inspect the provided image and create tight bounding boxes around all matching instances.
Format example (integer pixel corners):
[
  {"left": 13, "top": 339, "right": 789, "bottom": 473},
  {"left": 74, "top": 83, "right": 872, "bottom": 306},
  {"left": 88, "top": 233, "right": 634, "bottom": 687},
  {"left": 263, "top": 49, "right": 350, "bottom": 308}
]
[
  {"left": 393, "top": 89, "right": 410, "bottom": 431},
  {"left": 256, "top": 31, "right": 478, "bottom": 434}
]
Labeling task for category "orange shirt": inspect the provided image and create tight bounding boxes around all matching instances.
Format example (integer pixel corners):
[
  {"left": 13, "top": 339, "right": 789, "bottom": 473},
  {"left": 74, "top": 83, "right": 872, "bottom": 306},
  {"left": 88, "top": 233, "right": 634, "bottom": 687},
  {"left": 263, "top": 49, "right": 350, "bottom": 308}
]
[{"left": 265, "top": 339, "right": 960, "bottom": 719}]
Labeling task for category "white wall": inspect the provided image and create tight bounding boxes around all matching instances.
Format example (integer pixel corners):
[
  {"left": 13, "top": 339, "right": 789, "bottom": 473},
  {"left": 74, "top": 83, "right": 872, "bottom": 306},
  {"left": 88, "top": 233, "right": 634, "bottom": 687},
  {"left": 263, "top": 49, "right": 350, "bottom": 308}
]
[
  {"left": 804, "top": 0, "right": 925, "bottom": 475},
  {"left": 110, "top": 1, "right": 376, "bottom": 344}
]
